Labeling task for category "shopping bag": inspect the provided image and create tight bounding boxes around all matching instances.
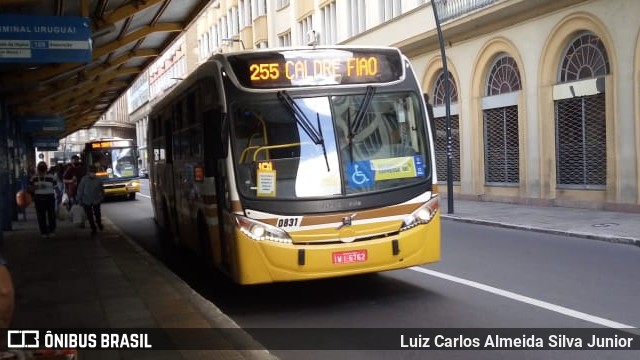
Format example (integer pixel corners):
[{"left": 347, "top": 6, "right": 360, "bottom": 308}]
[
  {"left": 56, "top": 205, "right": 70, "bottom": 221},
  {"left": 70, "top": 204, "right": 85, "bottom": 225},
  {"left": 61, "top": 192, "right": 69, "bottom": 206}
]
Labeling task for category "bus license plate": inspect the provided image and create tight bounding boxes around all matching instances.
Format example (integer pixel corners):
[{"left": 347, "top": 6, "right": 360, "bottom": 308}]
[{"left": 332, "top": 250, "right": 368, "bottom": 264}]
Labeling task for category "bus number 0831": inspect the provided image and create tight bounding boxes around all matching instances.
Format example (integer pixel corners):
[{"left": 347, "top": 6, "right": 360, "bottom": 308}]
[{"left": 277, "top": 217, "right": 299, "bottom": 228}]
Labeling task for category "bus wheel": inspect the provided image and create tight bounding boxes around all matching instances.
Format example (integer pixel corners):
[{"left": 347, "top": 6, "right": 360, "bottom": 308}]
[{"left": 128, "top": 193, "right": 136, "bottom": 200}]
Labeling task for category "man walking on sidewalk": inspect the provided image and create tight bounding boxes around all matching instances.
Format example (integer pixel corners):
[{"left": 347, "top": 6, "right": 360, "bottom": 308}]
[
  {"left": 29, "top": 161, "right": 57, "bottom": 238},
  {"left": 76, "top": 165, "right": 105, "bottom": 236}
]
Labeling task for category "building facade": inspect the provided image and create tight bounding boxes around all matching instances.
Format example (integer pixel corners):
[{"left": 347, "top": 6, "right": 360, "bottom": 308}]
[
  {"left": 391, "top": 0, "right": 639, "bottom": 212},
  {"left": 118, "top": 0, "right": 640, "bottom": 211},
  {"left": 128, "top": 25, "right": 199, "bottom": 172}
]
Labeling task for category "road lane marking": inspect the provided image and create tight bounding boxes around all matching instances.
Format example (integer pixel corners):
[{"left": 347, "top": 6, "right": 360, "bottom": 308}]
[
  {"left": 137, "top": 193, "right": 151, "bottom": 199},
  {"left": 410, "top": 266, "right": 635, "bottom": 329}
]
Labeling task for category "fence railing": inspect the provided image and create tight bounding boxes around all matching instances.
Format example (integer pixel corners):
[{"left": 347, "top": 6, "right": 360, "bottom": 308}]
[{"left": 433, "top": 0, "right": 504, "bottom": 23}]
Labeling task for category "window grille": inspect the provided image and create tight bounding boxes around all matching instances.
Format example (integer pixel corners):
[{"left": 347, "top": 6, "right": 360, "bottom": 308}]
[
  {"left": 555, "top": 32, "right": 609, "bottom": 188},
  {"left": 434, "top": 115, "right": 460, "bottom": 182},
  {"left": 555, "top": 94, "right": 606, "bottom": 187},
  {"left": 432, "top": 70, "right": 460, "bottom": 182},
  {"left": 483, "top": 54, "right": 521, "bottom": 185},
  {"left": 484, "top": 106, "right": 519, "bottom": 184},
  {"left": 433, "top": 71, "right": 458, "bottom": 105},
  {"left": 486, "top": 55, "right": 521, "bottom": 95},
  {"left": 559, "top": 32, "right": 609, "bottom": 82}
]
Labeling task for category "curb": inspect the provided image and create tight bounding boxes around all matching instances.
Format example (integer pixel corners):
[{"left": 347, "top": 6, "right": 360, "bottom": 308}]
[
  {"left": 441, "top": 215, "right": 640, "bottom": 248},
  {"left": 105, "top": 218, "right": 278, "bottom": 360}
]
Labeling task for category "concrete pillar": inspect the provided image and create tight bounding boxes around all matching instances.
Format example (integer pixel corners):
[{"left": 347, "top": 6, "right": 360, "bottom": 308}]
[{"left": 0, "top": 102, "right": 10, "bottom": 236}]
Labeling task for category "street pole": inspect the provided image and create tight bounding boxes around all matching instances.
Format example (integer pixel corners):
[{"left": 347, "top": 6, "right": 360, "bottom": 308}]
[{"left": 431, "top": 0, "right": 454, "bottom": 214}]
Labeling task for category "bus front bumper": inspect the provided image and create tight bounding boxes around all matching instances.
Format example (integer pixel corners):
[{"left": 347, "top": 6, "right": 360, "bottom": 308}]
[
  {"left": 231, "top": 213, "right": 441, "bottom": 284},
  {"left": 104, "top": 179, "right": 141, "bottom": 197}
]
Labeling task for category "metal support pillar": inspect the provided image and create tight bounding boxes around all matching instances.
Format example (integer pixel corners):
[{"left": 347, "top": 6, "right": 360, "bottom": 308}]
[{"left": 432, "top": 0, "right": 454, "bottom": 214}]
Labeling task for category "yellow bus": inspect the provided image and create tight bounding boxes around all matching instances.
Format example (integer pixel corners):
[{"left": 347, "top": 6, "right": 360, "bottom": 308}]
[
  {"left": 83, "top": 138, "right": 141, "bottom": 200},
  {"left": 148, "top": 46, "right": 440, "bottom": 284}
]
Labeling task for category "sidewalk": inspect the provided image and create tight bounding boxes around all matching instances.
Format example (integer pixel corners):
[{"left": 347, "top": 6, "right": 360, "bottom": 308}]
[
  {"left": 2, "top": 205, "right": 278, "bottom": 360},
  {"left": 440, "top": 199, "right": 640, "bottom": 247}
]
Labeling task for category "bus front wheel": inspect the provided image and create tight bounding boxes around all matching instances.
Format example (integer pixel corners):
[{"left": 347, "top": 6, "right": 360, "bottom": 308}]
[{"left": 128, "top": 193, "right": 136, "bottom": 200}]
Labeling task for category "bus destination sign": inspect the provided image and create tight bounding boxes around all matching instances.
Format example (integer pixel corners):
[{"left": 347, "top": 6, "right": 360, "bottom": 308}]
[
  {"left": 228, "top": 48, "right": 404, "bottom": 89},
  {"left": 90, "top": 140, "right": 131, "bottom": 149}
]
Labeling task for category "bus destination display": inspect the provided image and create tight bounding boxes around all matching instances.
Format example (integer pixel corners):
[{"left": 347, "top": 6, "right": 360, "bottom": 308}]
[
  {"left": 90, "top": 140, "right": 131, "bottom": 149},
  {"left": 229, "top": 48, "right": 404, "bottom": 89}
]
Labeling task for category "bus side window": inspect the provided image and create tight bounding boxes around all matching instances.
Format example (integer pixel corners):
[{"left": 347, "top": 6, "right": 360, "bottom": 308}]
[{"left": 163, "top": 117, "right": 173, "bottom": 164}]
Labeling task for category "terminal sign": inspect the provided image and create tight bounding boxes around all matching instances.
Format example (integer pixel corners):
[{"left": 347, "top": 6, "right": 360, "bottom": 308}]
[
  {"left": 0, "top": 14, "right": 91, "bottom": 63},
  {"left": 229, "top": 48, "right": 404, "bottom": 88}
]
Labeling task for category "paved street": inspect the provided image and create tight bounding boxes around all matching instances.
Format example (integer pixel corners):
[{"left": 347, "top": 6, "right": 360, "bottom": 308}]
[{"left": 97, "top": 185, "right": 640, "bottom": 360}]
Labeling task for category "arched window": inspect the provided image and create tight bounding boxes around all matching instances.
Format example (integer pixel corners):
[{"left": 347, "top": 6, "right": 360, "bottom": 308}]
[
  {"left": 482, "top": 53, "right": 521, "bottom": 184},
  {"left": 486, "top": 55, "right": 521, "bottom": 95},
  {"left": 431, "top": 70, "right": 460, "bottom": 183},
  {"left": 433, "top": 71, "right": 458, "bottom": 105},
  {"left": 555, "top": 32, "right": 609, "bottom": 188},
  {"left": 559, "top": 32, "right": 609, "bottom": 82}
]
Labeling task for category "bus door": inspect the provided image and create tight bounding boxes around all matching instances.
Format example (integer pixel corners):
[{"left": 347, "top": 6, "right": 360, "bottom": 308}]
[
  {"left": 182, "top": 92, "right": 201, "bottom": 243},
  {"left": 173, "top": 125, "right": 202, "bottom": 251},
  {"left": 163, "top": 115, "right": 180, "bottom": 242},
  {"left": 203, "top": 106, "right": 230, "bottom": 271}
]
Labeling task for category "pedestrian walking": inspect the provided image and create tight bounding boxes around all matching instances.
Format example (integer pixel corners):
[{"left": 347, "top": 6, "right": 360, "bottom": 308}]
[
  {"left": 29, "top": 162, "right": 57, "bottom": 238},
  {"left": 63, "top": 155, "right": 87, "bottom": 227},
  {"left": 76, "top": 165, "right": 105, "bottom": 236},
  {"left": 47, "top": 164, "right": 64, "bottom": 210},
  {"left": 63, "top": 155, "right": 86, "bottom": 205}
]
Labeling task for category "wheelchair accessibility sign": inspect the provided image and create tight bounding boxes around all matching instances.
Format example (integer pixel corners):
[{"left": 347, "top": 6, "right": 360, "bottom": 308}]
[{"left": 347, "top": 161, "right": 374, "bottom": 188}]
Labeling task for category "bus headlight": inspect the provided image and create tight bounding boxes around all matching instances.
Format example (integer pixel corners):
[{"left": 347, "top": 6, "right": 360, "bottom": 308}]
[
  {"left": 234, "top": 215, "right": 293, "bottom": 244},
  {"left": 399, "top": 195, "right": 439, "bottom": 232}
]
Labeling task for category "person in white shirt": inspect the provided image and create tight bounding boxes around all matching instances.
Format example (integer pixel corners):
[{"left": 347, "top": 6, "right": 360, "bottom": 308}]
[{"left": 29, "top": 162, "right": 57, "bottom": 238}]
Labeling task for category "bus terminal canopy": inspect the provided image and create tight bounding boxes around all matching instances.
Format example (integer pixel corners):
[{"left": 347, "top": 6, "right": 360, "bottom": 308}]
[{"left": 0, "top": 0, "right": 210, "bottom": 140}]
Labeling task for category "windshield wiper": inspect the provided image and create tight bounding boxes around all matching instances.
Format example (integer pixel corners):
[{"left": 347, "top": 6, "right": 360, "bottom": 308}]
[
  {"left": 350, "top": 86, "right": 376, "bottom": 135},
  {"left": 315, "top": 112, "right": 330, "bottom": 172},
  {"left": 277, "top": 91, "right": 330, "bottom": 171}
]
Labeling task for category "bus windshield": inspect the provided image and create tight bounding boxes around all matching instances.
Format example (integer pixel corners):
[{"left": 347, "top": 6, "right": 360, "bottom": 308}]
[
  {"left": 86, "top": 147, "right": 138, "bottom": 179},
  {"left": 232, "top": 91, "right": 430, "bottom": 199}
]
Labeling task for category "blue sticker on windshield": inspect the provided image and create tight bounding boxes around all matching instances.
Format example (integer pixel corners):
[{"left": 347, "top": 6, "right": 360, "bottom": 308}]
[
  {"left": 414, "top": 155, "right": 425, "bottom": 177},
  {"left": 347, "top": 161, "right": 374, "bottom": 188}
]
